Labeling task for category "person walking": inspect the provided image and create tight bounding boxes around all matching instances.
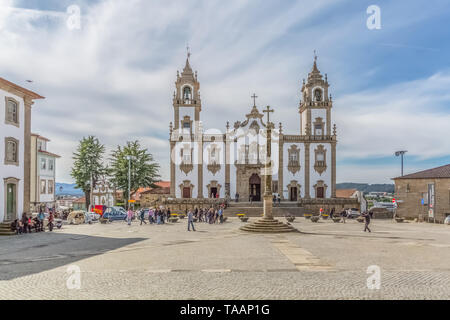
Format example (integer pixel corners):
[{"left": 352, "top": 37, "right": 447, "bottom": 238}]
[
  {"left": 362, "top": 211, "right": 372, "bottom": 233},
  {"left": 330, "top": 208, "right": 335, "bottom": 219},
  {"left": 139, "top": 209, "right": 147, "bottom": 225},
  {"left": 127, "top": 208, "right": 133, "bottom": 226},
  {"left": 38, "top": 210, "right": 45, "bottom": 232},
  {"left": 340, "top": 209, "right": 347, "bottom": 224},
  {"left": 219, "top": 207, "right": 224, "bottom": 224},
  {"left": 187, "top": 209, "right": 196, "bottom": 232},
  {"left": 167, "top": 208, "right": 171, "bottom": 222}
]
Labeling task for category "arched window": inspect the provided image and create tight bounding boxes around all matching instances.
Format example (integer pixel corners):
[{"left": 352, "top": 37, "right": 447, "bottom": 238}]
[
  {"left": 183, "top": 86, "right": 192, "bottom": 102},
  {"left": 5, "top": 137, "right": 19, "bottom": 165},
  {"left": 5, "top": 98, "right": 19, "bottom": 126},
  {"left": 314, "top": 88, "right": 322, "bottom": 102}
]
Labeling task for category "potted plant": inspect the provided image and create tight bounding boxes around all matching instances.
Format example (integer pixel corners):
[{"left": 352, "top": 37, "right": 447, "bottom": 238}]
[
  {"left": 237, "top": 214, "right": 249, "bottom": 222},
  {"left": 285, "top": 214, "right": 295, "bottom": 223},
  {"left": 311, "top": 216, "right": 320, "bottom": 223},
  {"left": 304, "top": 213, "right": 312, "bottom": 219},
  {"left": 321, "top": 214, "right": 329, "bottom": 220},
  {"left": 169, "top": 213, "right": 179, "bottom": 223}
]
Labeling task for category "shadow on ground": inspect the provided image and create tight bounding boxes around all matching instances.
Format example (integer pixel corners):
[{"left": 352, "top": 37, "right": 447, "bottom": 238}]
[{"left": 0, "top": 232, "right": 146, "bottom": 280}]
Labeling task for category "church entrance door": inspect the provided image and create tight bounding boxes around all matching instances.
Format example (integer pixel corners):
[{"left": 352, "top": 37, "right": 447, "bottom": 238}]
[
  {"left": 183, "top": 187, "right": 191, "bottom": 199},
  {"left": 290, "top": 187, "right": 298, "bottom": 202},
  {"left": 210, "top": 187, "right": 218, "bottom": 198},
  {"left": 249, "top": 174, "right": 261, "bottom": 202}
]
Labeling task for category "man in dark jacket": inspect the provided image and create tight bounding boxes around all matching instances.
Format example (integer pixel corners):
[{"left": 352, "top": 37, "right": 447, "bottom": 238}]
[{"left": 362, "top": 211, "right": 371, "bottom": 232}]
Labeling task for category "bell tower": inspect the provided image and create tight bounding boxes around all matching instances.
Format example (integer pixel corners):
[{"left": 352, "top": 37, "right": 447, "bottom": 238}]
[
  {"left": 299, "top": 54, "right": 332, "bottom": 137},
  {"left": 173, "top": 51, "right": 202, "bottom": 136}
]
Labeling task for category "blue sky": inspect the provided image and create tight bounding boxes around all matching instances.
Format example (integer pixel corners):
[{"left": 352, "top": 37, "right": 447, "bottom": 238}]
[{"left": 1, "top": 0, "right": 449, "bottom": 183}]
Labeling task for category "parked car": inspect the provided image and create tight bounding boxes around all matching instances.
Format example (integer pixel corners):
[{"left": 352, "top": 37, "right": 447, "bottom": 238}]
[
  {"left": 103, "top": 206, "right": 127, "bottom": 221},
  {"left": 346, "top": 208, "right": 360, "bottom": 219}
]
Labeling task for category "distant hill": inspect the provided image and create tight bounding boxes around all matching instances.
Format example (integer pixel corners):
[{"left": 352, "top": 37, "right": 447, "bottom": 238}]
[
  {"left": 336, "top": 183, "right": 394, "bottom": 193},
  {"left": 55, "top": 183, "right": 84, "bottom": 196}
]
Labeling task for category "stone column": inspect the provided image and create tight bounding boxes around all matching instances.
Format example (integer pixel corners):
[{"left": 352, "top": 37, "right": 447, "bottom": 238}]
[
  {"left": 225, "top": 134, "right": 230, "bottom": 198},
  {"left": 278, "top": 134, "right": 284, "bottom": 200},
  {"left": 23, "top": 99, "right": 32, "bottom": 215},
  {"left": 304, "top": 142, "right": 310, "bottom": 198},
  {"left": 263, "top": 125, "right": 273, "bottom": 220},
  {"left": 170, "top": 141, "right": 176, "bottom": 197},
  {"left": 331, "top": 141, "right": 337, "bottom": 198}
]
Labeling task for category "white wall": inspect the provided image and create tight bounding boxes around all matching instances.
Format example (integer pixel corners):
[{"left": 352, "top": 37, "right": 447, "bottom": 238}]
[
  {"left": 174, "top": 141, "right": 198, "bottom": 198},
  {"left": 282, "top": 143, "right": 306, "bottom": 199},
  {"left": 0, "top": 89, "right": 25, "bottom": 221},
  {"left": 202, "top": 141, "right": 226, "bottom": 198},
  {"left": 309, "top": 142, "right": 332, "bottom": 198}
]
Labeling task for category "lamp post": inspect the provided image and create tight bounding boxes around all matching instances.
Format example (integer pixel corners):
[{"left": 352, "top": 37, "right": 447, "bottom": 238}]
[
  {"left": 395, "top": 151, "right": 407, "bottom": 176},
  {"left": 126, "top": 155, "right": 136, "bottom": 210}
]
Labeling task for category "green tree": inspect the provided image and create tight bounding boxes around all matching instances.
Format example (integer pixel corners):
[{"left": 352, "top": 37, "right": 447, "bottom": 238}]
[
  {"left": 71, "top": 136, "right": 106, "bottom": 210},
  {"left": 109, "top": 140, "right": 160, "bottom": 206}
]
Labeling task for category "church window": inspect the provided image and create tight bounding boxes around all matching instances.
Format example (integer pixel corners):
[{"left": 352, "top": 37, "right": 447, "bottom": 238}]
[
  {"left": 314, "top": 145, "right": 327, "bottom": 175},
  {"left": 287, "top": 145, "right": 300, "bottom": 175},
  {"left": 183, "top": 86, "right": 192, "bottom": 103},
  {"left": 313, "top": 117, "right": 325, "bottom": 136},
  {"left": 314, "top": 88, "right": 322, "bottom": 102}
]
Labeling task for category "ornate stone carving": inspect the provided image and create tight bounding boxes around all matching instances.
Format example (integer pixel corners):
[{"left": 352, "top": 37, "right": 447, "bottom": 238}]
[
  {"left": 287, "top": 145, "right": 301, "bottom": 175},
  {"left": 180, "top": 162, "right": 193, "bottom": 175},
  {"left": 314, "top": 144, "right": 327, "bottom": 175},
  {"left": 207, "top": 163, "right": 221, "bottom": 175}
]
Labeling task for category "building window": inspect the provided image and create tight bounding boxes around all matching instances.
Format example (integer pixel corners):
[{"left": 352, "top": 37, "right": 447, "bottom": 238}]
[
  {"left": 5, "top": 97, "right": 19, "bottom": 126},
  {"left": 41, "top": 180, "right": 46, "bottom": 194},
  {"left": 287, "top": 145, "right": 301, "bottom": 175},
  {"left": 48, "top": 180, "right": 54, "bottom": 194},
  {"left": 314, "top": 145, "right": 327, "bottom": 175},
  {"left": 4, "top": 137, "right": 19, "bottom": 165},
  {"left": 314, "top": 88, "right": 323, "bottom": 102},
  {"left": 313, "top": 117, "right": 325, "bottom": 136},
  {"left": 48, "top": 159, "right": 54, "bottom": 171},
  {"left": 183, "top": 86, "right": 192, "bottom": 103},
  {"left": 41, "top": 158, "right": 47, "bottom": 170}
]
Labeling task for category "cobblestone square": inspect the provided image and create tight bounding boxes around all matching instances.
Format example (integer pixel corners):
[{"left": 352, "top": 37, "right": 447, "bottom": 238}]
[{"left": 0, "top": 218, "right": 449, "bottom": 300}]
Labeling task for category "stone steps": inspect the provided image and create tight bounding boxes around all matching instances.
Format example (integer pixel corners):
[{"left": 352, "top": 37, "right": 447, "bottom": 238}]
[
  {"left": 0, "top": 222, "right": 15, "bottom": 236},
  {"left": 240, "top": 218, "right": 298, "bottom": 233}
]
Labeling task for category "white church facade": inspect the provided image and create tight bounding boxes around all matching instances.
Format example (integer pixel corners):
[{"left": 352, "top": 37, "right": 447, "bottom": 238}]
[{"left": 169, "top": 55, "right": 337, "bottom": 203}]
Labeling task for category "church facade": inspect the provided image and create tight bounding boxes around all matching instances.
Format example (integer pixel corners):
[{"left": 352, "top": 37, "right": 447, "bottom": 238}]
[{"left": 169, "top": 56, "right": 337, "bottom": 203}]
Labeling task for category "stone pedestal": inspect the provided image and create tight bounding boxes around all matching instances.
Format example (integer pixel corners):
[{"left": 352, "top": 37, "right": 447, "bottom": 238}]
[{"left": 240, "top": 194, "right": 298, "bottom": 233}]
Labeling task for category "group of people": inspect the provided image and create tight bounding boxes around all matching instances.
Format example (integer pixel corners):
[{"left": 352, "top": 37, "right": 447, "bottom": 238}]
[
  {"left": 130, "top": 207, "right": 173, "bottom": 226},
  {"left": 190, "top": 206, "right": 225, "bottom": 224},
  {"left": 10, "top": 210, "right": 54, "bottom": 234}
]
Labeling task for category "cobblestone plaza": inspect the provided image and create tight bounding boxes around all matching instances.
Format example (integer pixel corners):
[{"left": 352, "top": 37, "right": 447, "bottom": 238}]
[{"left": 0, "top": 219, "right": 449, "bottom": 300}]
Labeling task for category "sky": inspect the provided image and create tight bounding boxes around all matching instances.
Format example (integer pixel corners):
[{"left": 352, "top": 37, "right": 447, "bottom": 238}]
[{"left": 0, "top": 0, "right": 449, "bottom": 184}]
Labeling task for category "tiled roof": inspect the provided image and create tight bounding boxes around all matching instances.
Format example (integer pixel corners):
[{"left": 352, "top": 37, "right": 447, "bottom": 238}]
[
  {"left": 393, "top": 164, "right": 450, "bottom": 179},
  {"left": 336, "top": 189, "right": 358, "bottom": 198},
  {"left": 0, "top": 77, "right": 45, "bottom": 99},
  {"left": 38, "top": 150, "right": 61, "bottom": 158}
]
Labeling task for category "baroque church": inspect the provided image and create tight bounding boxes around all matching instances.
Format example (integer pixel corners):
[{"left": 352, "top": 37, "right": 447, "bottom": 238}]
[{"left": 169, "top": 54, "right": 337, "bottom": 203}]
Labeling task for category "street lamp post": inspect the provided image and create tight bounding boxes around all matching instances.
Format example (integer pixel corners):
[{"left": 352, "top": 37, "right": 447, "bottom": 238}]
[{"left": 395, "top": 151, "right": 407, "bottom": 176}]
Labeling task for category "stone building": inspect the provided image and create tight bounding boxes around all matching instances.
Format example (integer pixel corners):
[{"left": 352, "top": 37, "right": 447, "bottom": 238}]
[
  {"left": 30, "top": 133, "right": 60, "bottom": 212},
  {"left": 140, "top": 181, "right": 171, "bottom": 208},
  {"left": 0, "top": 77, "right": 44, "bottom": 222},
  {"left": 393, "top": 164, "right": 450, "bottom": 223},
  {"left": 92, "top": 177, "right": 115, "bottom": 208},
  {"left": 169, "top": 54, "right": 337, "bottom": 204}
]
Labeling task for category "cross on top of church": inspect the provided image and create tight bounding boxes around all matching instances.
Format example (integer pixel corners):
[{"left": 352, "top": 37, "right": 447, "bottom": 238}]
[
  {"left": 187, "top": 44, "right": 191, "bottom": 60},
  {"left": 263, "top": 105, "right": 274, "bottom": 124},
  {"left": 251, "top": 93, "right": 258, "bottom": 107}
]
